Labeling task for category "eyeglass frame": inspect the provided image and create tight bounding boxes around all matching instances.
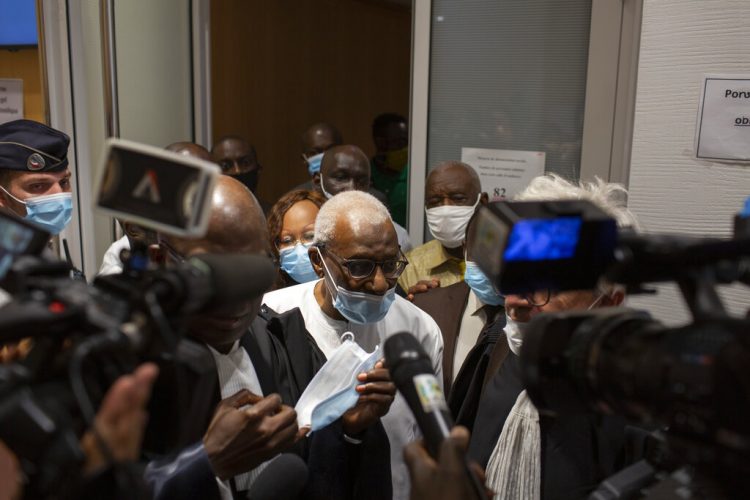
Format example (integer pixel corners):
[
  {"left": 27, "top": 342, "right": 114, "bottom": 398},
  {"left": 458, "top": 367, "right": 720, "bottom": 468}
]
[
  {"left": 158, "top": 237, "right": 187, "bottom": 263},
  {"left": 521, "top": 288, "right": 553, "bottom": 307},
  {"left": 275, "top": 232, "right": 316, "bottom": 252},
  {"left": 317, "top": 244, "right": 409, "bottom": 280}
]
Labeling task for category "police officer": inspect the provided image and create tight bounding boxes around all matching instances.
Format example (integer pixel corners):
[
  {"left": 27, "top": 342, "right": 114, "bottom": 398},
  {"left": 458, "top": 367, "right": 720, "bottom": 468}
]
[{"left": 0, "top": 119, "right": 73, "bottom": 235}]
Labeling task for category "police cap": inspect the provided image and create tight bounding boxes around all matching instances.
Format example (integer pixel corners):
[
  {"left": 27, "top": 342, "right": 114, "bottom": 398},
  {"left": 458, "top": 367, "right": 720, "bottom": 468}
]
[{"left": 0, "top": 119, "right": 70, "bottom": 173}]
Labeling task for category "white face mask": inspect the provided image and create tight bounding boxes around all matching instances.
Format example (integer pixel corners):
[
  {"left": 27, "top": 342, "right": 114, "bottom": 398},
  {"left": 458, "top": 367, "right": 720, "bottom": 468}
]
[
  {"left": 294, "top": 333, "right": 381, "bottom": 433},
  {"left": 504, "top": 314, "right": 528, "bottom": 356},
  {"left": 319, "top": 176, "right": 334, "bottom": 199},
  {"left": 505, "top": 293, "right": 607, "bottom": 355},
  {"left": 425, "top": 193, "right": 481, "bottom": 248}
]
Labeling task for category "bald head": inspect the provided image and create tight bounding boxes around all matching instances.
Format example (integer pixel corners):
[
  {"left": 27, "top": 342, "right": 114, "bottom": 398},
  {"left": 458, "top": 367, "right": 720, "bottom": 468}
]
[
  {"left": 165, "top": 141, "right": 211, "bottom": 161},
  {"left": 425, "top": 161, "right": 483, "bottom": 208},
  {"left": 302, "top": 122, "right": 342, "bottom": 156},
  {"left": 317, "top": 145, "right": 370, "bottom": 196},
  {"left": 161, "top": 176, "right": 268, "bottom": 351},
  {"left": 167, "top": 176, "right": 267, "bottom": 256}
]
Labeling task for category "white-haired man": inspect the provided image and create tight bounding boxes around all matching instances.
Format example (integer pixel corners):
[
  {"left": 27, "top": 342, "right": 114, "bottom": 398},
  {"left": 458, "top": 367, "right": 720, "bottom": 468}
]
[
  {"left": 262, "top": 190, "right": 444, "bottom": 500},
  {"left": 464, "top": 174, "right": 640, "bottom": 499}
]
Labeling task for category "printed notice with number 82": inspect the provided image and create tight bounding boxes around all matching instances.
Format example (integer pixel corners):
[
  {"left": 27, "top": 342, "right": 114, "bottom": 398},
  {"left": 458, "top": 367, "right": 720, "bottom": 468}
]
[{"left": 461, "top": 147, "right": 545, "bottom": 201}]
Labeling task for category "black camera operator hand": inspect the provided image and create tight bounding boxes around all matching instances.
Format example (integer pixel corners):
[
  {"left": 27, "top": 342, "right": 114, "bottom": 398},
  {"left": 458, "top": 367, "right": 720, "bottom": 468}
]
[
  {"left": 80, "top": 362, "right": 160, "bottom": 474},
  {"left": 0, "top": 363, "right": 159, "bottom": 498},
  {"left": 203, "top": 389, "right": 301, "bottom": 480},
  {"left": 0, "top": 440, "right": 21, "bottom": 500},
  {"left": 404, "top": 426, "right": 492, "bottom": 500}
]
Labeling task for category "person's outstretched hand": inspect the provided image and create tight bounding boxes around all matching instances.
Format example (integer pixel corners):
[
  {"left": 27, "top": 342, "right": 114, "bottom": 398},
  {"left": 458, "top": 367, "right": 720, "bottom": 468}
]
[
  {"left": 406, "top": 278, "right": 441, "bottom": 301},
  {"left": 80, "top": 362, "right": 160, "bottom": 474},
  {"left": 404, "top": 426, "right": 491, "bottom": 500},
  {"left": 203, "top": 390, "right": 300, "bottom": 480},
  {"left": 342, "top": 360, "right": 397, "bottom": 436}
]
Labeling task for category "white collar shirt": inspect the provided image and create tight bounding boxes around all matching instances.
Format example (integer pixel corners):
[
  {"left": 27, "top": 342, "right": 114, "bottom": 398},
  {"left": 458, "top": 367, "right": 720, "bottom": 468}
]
[
  {"left": 263, "top": 280, "right": 444, "bottom": 500},
  {"left": 207, "top": 340, "right": 267, "bottom": 496},
  {"left": 453, "top": 290, "right": 491, "bottom": 381}
]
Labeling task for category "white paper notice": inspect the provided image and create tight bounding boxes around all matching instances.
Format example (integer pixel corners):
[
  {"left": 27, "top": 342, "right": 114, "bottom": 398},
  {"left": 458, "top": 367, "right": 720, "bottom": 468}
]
[
  {"left": 0, "top": 79, "right": 24, "bottom": 125},
  {"left": 695, "top": 75, "right": 750, "bottom": 162},
  {"left": 461, "top": 147, "right": 545, "bottom": 201}
]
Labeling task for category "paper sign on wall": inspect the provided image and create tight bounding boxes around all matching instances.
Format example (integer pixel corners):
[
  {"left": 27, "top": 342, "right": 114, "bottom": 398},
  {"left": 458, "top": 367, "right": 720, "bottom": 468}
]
[
  {"left": 695, "top": 75, "right": 750, "bottom": 162},
  {"left": 461, "top": 147, "right": 545, "bottom": 201},
  {"left": 0, "top": 79, "right": 24, "bottom": 125}
]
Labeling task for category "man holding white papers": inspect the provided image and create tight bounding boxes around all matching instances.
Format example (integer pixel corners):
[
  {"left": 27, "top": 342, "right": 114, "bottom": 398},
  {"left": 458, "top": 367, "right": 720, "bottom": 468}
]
[{"left": 263, "top": 190, "right": 444, "bottom": 500}]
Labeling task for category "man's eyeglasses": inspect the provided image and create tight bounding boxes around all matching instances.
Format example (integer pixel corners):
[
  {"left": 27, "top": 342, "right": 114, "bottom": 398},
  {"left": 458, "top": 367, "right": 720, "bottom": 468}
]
[
  {"left": 159, "top": 239, "right": 187, "bottom": 263},
  {"left": 322, "top": 247, "right": 408, "bottom": 280},
  {"left": 522, "top": 289, "right": 552, "bottom": 307}
]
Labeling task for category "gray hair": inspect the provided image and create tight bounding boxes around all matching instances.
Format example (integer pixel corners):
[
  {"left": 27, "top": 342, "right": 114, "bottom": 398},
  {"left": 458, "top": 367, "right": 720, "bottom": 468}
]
[
  {"left": 313, "top": 190, "right": 392, "bottom": 245},
  {"left": 514, "top": 174, "right": 640, "bottom": 230}
]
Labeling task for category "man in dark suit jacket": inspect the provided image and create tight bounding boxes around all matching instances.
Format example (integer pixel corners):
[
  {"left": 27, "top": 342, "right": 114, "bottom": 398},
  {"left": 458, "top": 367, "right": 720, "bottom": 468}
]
[
  {"left": 411, "top": 281, "right": 504, "bottom": 416},
  {"left": 467, "top": 174, "right": 643, "bottom": 499},
  {"left": 143, "top": 176, "right": 391, "bottom": 499},
  {"left": 411, "top": 213, "right": 505, "bottom": 432}
]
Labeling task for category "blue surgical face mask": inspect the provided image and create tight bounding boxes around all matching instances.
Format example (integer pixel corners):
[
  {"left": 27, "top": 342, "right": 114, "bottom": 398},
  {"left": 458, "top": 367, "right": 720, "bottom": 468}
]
[
  {"left": 279, "top": 243, "right": 319, "bottom": 284},
  {"left": 1, "top": 188, "right": 73, "bottom": 235},
  {"left": 306, "top": 152, "right": 324, "bottom": 176},
  {"left": 317, "top": 247, "right": 396, "bottom": 324},
  {"left": 464, "top": 260, "right": 504, "bottom": 306}
]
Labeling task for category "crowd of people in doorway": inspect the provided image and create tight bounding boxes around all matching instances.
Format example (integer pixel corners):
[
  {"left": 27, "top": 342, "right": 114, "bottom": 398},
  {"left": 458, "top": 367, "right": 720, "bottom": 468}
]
[{"left": 0, "top": 117, "right": 646, "bottom": 499}]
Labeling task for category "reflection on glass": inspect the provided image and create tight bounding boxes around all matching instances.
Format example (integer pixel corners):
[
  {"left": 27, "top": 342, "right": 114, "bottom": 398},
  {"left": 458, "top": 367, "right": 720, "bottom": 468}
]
[{"left": 427, "top": 0, "right": 592, "bottom": 181}]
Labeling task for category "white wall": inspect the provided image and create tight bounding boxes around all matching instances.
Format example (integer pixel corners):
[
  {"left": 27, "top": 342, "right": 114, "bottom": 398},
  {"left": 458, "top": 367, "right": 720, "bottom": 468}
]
[
  {"left": 115, "top": 0, "right": 193, "bottom": 147},
  {"left": 51, "top": 0, "right": 195, "bottom": 276},
  {"left": 627, "top": 0, "right": 750, "bottom": 325}
]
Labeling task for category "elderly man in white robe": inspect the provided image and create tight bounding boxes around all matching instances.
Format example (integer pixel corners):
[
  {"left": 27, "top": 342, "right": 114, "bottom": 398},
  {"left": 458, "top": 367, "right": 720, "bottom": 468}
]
[{"left": 263, "top": 190, "right": 444, "bottom": 500}]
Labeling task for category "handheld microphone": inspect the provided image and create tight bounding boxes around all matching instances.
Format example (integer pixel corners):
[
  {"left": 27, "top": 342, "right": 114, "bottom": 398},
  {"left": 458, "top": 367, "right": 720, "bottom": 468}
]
[
  {"left": 384, "top": 331, "right": 453, "bottom": 457},
  {"left": 247, "top": 453, "right": 309, "bottom": 500},
  {"left": 385, "top": 332, "right": 488, "bottom": 500}
]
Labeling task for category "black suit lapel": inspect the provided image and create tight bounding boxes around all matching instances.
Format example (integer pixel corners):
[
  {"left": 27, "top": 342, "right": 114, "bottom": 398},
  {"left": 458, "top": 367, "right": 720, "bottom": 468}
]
[{"left": 241, "top": 316, "right": 279, "bottom": 397}]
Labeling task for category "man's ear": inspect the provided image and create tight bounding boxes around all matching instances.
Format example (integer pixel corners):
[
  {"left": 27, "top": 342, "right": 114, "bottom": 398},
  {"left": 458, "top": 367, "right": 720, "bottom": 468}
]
[
  {"left": 148, "top": 243, "right": 166, "bottom": 266},
  {"left": 308, "top": 246, "right": 324, "bottom": 278},
  {"left": 601, "top": 290, "right": 625, "bottom": 307},
  {"left": 312, "top": 172, "right": 321, "bottom": 186},
  {"left": 480, "top": 192, "right": 490, "bottom": 204}
]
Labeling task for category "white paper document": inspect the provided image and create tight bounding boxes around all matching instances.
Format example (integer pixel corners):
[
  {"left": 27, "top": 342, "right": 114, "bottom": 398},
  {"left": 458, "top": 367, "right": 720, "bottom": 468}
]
[
  {"left": 695, "top": 74, "right": 750, "bottom": 162},
  {"left": 0, "top": 79, "right": 24, "bottom": 125},
  {"left": 461, "top": 147, "right": 545, "bottom": 201}
]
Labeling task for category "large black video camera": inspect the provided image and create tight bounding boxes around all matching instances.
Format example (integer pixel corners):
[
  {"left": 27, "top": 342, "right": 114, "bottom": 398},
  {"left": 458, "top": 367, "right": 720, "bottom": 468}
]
[
  {"left": 0, "top": 139, "right": 276, "bottom": 498},
  {"left": 468, "top": 198, "right": 750, "bottom": 497}
]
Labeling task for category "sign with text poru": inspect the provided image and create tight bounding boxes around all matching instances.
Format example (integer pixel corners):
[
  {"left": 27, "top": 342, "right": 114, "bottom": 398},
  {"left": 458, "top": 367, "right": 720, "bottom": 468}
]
[{"left": 695, "top": 75, "right": 750, "bottom": 162}]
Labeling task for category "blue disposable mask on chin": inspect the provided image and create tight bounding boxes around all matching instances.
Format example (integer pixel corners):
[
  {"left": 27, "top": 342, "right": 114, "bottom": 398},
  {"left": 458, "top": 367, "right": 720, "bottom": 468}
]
[
  {"left": 318, "top": 247, "right": 397, "bottom": 324},
  {"left": 464, "top": 260, "right": 504, "bottom": 306},
  {"left": 306, "top": 152, "right": 324, "bottom": 176},
  {"left": 1, "top": 188, "right": 73, "bottom": 235},
  {"left": 279, "top": 243, "right": 319, "bottom": 284}
]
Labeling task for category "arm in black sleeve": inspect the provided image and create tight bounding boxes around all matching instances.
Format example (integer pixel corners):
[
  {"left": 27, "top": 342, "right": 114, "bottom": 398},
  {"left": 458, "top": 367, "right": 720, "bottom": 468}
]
[
  {"left": 143, "top": 442, "right": 221, "bottom": 500},
  {"left": 303, "top": 419, "right": 392, "bottom": 500}
]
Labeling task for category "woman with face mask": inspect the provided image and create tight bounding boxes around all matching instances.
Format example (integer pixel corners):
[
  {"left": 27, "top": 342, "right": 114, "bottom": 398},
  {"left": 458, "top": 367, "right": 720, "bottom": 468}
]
[{"left": 267, "top": 189, "right": 327, "bottom": 289}]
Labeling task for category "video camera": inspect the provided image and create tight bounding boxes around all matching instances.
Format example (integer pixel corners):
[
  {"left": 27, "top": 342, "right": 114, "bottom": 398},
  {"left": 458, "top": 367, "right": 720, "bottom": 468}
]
[
  {"left": 0, "top": 140, "right": 276, "bottom": 497},
  {"left": 468, "top": 197, "right": 750, "bottom": 497}
]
